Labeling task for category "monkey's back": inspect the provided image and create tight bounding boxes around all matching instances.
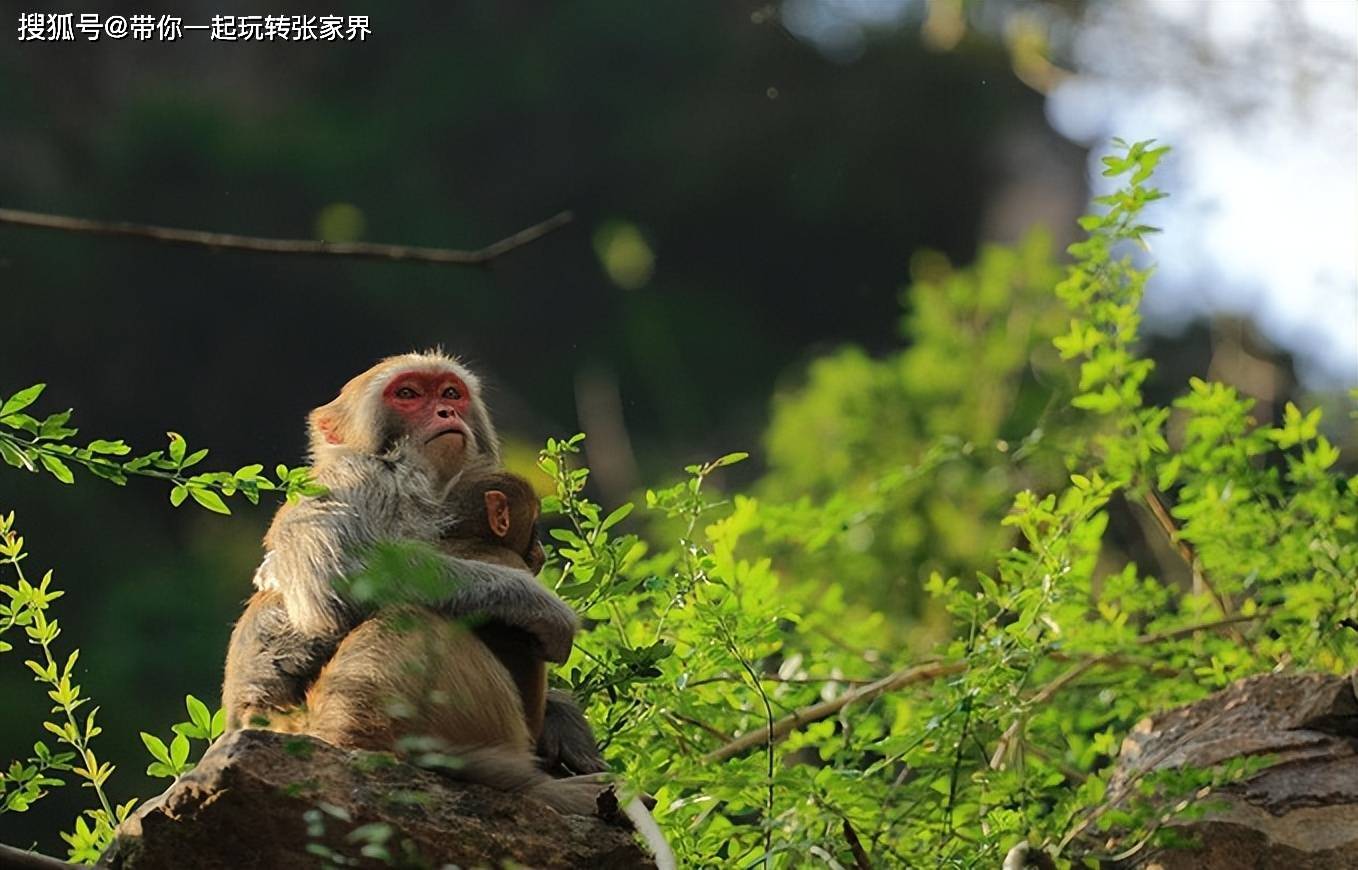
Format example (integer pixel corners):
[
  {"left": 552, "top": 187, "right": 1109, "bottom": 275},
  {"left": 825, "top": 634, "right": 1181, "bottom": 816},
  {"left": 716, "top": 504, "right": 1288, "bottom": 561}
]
[{"left": 306, "top": 607, "right": 532, "bottom": 753}]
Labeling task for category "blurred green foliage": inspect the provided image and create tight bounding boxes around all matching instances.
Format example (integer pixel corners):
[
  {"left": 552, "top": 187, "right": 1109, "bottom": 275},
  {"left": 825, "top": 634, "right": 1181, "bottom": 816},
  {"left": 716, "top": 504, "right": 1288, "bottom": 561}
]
[{"left": 760, "top": 230, "right": 1072, "bottom": 634}]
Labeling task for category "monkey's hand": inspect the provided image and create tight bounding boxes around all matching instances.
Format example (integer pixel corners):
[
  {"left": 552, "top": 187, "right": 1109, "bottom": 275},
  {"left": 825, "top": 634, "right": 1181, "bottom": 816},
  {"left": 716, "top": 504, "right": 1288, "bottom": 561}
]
[
  {"left": 438, "top": 558, "right": 579, "bottom": 663},
  {"left": 537, "top": 689, "right": 607, "bottom": 775}
]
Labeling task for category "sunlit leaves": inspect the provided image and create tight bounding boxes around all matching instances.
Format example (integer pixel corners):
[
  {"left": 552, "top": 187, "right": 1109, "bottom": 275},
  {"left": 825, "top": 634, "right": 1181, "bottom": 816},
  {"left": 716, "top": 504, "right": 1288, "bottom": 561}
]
[
  {"left": 0, "top": 512, "right": 131, "bottom": 861},
  {"left": 0, "top": 389, "right": 322, "bottom": 513}
]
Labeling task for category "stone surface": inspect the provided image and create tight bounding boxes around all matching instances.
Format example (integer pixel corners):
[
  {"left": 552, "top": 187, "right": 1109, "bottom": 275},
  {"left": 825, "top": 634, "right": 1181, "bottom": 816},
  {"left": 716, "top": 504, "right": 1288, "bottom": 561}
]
[
  {"left": 1105, "top": 671, "right": 1358, "bottom": 869},
  {"left": 102, "top": 729, "right": 655, "bottom": 870}
]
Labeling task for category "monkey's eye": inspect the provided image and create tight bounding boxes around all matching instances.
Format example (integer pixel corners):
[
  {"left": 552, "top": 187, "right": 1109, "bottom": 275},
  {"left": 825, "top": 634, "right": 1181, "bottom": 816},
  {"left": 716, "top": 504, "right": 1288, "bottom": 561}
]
[
  {"left": 394, "top": 386, "right": 418, "bottom": 400},
  {"left": 443, "top": 386, "right": 462, "bottom": 400}
]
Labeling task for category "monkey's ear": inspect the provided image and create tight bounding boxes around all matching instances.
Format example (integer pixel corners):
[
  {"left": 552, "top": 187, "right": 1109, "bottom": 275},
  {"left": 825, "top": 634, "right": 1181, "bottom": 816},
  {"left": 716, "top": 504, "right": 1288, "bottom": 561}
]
[
  {"left": 485, "top": 490, "right": 512, "bottom": 538},
  {"left": 311, "top": 410, "right": 343, "bottom": 445}
]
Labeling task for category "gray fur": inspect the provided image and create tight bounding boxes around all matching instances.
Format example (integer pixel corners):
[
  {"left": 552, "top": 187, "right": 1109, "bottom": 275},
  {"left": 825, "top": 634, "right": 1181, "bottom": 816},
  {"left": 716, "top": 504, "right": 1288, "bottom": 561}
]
[
  {"left": 222, "top": 588, "right": 341, "bottom": 727},
  {"left": 537, "top": 689, "right": 607, "bottom": 775},
  {"left": 253, "top": 446, "right": 577, "bottom": 659}
]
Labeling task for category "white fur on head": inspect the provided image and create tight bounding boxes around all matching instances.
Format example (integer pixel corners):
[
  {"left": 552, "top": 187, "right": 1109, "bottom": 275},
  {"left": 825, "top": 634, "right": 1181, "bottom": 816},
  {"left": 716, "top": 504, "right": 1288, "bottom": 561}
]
[{"left": 307, "top": 349, "right": 500, "bottom": 466}]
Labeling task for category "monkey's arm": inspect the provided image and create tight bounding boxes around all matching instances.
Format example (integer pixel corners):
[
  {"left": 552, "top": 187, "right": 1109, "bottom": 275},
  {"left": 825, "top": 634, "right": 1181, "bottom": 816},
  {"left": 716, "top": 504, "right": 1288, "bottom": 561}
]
[
  {"left": 256, "top": 456, "right": 577, "bottom": 658},
  {"left": 260, "top": 528, "right": 578, "bottom": 660},
  {"left": 222, "top": 589, "right": 341, "bottom": 729},
  {"left": 436, "top": 558, "right": 579, "bottom": 663},
  {"left": 537, "top": 689, "right": 607, "bottom": 775},
  {"left": 260, "top": 503, "right": 577, "bottom": 660}
]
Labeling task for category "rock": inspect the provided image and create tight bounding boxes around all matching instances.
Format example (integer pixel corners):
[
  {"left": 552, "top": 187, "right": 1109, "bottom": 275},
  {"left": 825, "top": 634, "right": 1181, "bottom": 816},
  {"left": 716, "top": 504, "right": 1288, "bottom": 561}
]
[
  {"left": 1105, "top": 671, "right": 1358, "bottom": 869},
  {"left": 102, "top": 729, "right": 656, "bottom": 870}
]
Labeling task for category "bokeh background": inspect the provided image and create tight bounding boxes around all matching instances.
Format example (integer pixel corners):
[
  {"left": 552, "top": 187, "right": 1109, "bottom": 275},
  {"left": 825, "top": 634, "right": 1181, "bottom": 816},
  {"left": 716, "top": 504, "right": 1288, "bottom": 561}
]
[{"left": 2, "top": 0, "right": 1354, "bottom": 851}]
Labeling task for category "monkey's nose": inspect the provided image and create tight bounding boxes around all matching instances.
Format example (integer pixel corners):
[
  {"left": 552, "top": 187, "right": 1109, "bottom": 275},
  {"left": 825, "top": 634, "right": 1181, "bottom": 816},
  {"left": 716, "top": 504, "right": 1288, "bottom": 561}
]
[{"left": 437, "top": 407, "right": 455, "bottom": 418}]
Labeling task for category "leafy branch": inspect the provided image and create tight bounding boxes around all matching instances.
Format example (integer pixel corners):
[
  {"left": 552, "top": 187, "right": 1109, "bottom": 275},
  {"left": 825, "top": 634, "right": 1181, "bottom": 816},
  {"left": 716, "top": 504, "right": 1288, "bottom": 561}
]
[
  {"left": 0, "top": 512, "right": 134, "bottom": 862},
  {"left": 0, "top": 383, "right": 323, "bottom": 514}
]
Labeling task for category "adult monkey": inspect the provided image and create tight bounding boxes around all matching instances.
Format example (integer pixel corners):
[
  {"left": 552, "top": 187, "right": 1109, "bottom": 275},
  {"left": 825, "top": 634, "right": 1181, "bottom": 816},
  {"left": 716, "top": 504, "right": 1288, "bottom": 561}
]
[{"left": 222, "top": 351, "right": 604, "bottom": 802}]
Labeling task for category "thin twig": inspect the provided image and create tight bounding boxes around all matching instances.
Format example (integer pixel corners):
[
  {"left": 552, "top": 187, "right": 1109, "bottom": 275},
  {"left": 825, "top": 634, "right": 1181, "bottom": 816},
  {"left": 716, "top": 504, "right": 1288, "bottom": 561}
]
[
  {"left": 0, "top": 843, "right": 79, "bottom": 870},
  {"left": 945, "top": 694, "right": 975, "bottom": 834},
  {"left": 990, "top": 611, "right": 1270, "bottom": 770},
  {"left": 0, "top": 206, "right": 573, "bottom": 267},
  {"left": 1048, "top": 650, "right": 1180, "bottom": 677},
  {"left": 1055, "top": 712, "right": 1219, "bottom": 854},
  {"left": 684, "top": 673, "right": 878, "bottom": 689},
  {"left": 718, "top": 619, "right": 777, "bottom": 866},
  {"left": 1020, "top": 739, "right": 1087, "bottom": 784},
  {"left": 1142, "top": 489, "right": 1231, "bottom": 615},
  {"left": 671, "top": 710, "right": 734, "bottom": 745},
  {"left": 703, "top": 661, "right": 966, "bottom": 764},
  {"left": 1132, "top": 611, "right": 1266, "bottom": 646},
  {"left": 990, "top": 658, "right": 1099, "bottom": 769},
  {"left": 807, "top": 625, "right": 876, "bottom": 660},
  {"left": 842, "top": 818, "right": 873, "bottom": 870},
  {"left": 704, "top": 613, "right": 1268, "bottom": 765},
  {"left": 1052, "top": 616, "right": 1275, "bottom": 856},
  {"left": 660, "top": 712, "right": 701, "bottom": 755}
]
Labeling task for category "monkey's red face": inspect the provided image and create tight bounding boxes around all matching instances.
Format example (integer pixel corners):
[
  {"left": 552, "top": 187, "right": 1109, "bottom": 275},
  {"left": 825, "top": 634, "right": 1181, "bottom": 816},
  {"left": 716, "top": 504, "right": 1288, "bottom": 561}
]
[{"left": 383, "top": 370, "right": 476, "bottom": 476}]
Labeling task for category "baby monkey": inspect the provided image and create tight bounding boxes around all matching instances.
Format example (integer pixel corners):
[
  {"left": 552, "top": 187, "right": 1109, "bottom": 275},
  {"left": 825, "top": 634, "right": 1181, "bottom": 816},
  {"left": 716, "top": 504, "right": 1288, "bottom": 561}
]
[{"left": 444, "top": 470, "right": 551, "bottom": 741}]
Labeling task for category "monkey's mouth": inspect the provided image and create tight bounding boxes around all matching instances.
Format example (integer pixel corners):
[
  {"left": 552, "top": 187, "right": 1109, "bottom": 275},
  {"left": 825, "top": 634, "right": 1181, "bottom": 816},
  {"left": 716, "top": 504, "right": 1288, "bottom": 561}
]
[{"left": 426, "top": 424, "right": 468, "bottom": 445}]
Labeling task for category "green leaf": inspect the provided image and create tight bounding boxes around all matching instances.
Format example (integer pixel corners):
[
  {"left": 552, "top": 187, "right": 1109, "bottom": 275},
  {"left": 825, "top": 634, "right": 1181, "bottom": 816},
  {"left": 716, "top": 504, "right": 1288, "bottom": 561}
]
[
  {"left": 599, "top": 503, "right": 635, "bottom": 532},
  {"left": 38, "top": 410, "right": 76, "bottom": 440},
  {"left": 0, "top": 441, "right": 35, "bottom": 471},
  {"left": 0, "top": 412, "right": 41, "bottom": 434},
  {"left": 188, "top": 487, "right": 230, "bottom": 515},
  {"left": 140, "top": 733, "right": 171, "bottom": 766},
  {"left": 186, "top": 695, "right": 211, "bottom": 732},
  {"left": 0, "top": 384, "right": 45, "bottom": 417},
  {"left": 170, "top": 733, "right": 190, "bottom": 767},
  {"left": 38, "top": 454, "right": 75, "bottom": 484},
  {"left": 85, "top": 439, "right": 129, "bottom": 455},
  {"left": 145, "top": 761, "right": 175, "bottom": 779},
  {"left": 167, "top": 432, "right": 187, "bottom": 464}
]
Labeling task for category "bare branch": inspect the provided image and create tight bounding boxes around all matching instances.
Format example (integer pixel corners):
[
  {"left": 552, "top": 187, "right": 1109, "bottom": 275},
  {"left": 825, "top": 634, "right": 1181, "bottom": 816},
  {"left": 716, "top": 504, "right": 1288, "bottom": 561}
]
[
  {"left": 702, "top": 612, "right": 1268, "bottom": 765},
  {"left": 990, "top": 658, "right": 1099, "bottom": 769},
  {"left": 683, "top": 673, "right": 878, "bottom": 689},
  {"left": 990, "top": 611, "right": 1269, "bottom": 770},
  {"left": 1133, "top": 611, "right": 1266, "bottom": 646},
  {"left": 702, "top": 661, "right": 965, "bottom": 764},
  {"left": 842, "top": 818, "right": 873, "bottom": 870},
  {"left": 988, "top": 608, "right": 1271, "bottom": 770},
  {"left": 0, "top": 843, "right": 79, "bottom": 870},
  {"left": 0, "top": 206, "right": 573, "bottom": 267},
  {"left": 1142, "top": 488, "right": 1232, "bottom": 615},
  {"left": 670, "top": 711, "right": 734, "bottom": 745}
]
